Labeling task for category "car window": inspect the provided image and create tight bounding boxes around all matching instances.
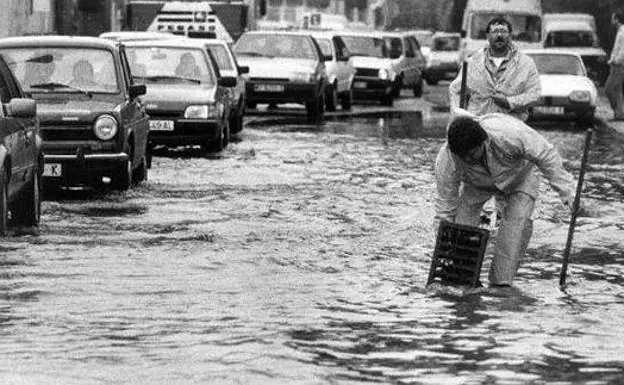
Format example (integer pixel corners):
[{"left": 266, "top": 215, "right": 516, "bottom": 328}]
[
  {"left": 404, "top": 37, "right": 415, "bottom": 57},
  {"left": 0, "top": 63, "right": 11, "bottom": 104},
  {"left": 126, "top": 46, "right": 216, "bottom": 85},
  {"left": 545, "top": 31, "right": 597, "bottom": 48},
  {"left": 340, "top": 35, "right": 386, "bottom": 58},
  {"left": 207, "top": 44, "right": 234, "bottom": 71},
  {"left": 528, "top": 54, "right": 585, "bottom": 76},
  {"left": 314, "top": 37, "right": 333, "bottom": 59},
  {"left": 433, "top": 36, "right": 460, "bottom": 51},
  {"left": 332, "top": 36, "right": 349, "bottom": 59},
  {"left": 413, "top": 32, "right": 433, "bottom": 48},
  {"left": 235, "top": 34, "right": 318, "bottom": 60},
  {"left": 0, "top": 57, "right": 22, "bottom": 101},
  {"left": 4, "top": 47, "right": 120, "bottom": 93},
  {"left": 383, "top": 37, "right": 403, "bottom": 58}
]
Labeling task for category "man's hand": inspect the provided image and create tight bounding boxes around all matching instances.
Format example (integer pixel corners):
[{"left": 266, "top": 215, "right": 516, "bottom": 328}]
[{"left": 492, "top": 92, "right": 510, "bottom": 109}]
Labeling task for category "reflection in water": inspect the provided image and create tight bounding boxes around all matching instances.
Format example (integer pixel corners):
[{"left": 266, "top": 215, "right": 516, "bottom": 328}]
[{"left": 0, "top": 110, "right": 623, "bottom": 383}]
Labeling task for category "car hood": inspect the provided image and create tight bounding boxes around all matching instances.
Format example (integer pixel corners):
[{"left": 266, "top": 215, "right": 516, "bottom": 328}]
[
  {"left": 350, "top": 56, "right": 391, "bottom": 70},
  {"left": 35, "top": 98, "right": 120, "bottom": 124},
  {"left": 236, "top": 57, "right": 317, "bottom": 77},
  {"left": 428, "top": 51, "right": 460, "bottom": 63},
  {"left": 140, "top": 84, "right": 218, "bottom": 111},
  {"left": 542, "top": 47, "right": 607, "bottom": 57},
  {"left": 540, "top": 75, "right": 597, "bottom": 100}
]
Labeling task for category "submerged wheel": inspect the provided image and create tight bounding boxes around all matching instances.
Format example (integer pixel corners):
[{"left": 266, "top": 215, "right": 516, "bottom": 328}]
[
  {"left": 12, "top": 169, "right": 41, "bottom": 226},
  {"left": 112, "top": 157, "right": 132, "bottom": 191}
]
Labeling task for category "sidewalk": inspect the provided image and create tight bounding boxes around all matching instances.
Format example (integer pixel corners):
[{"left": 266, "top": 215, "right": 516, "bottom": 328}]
[{"left": 595, "top": 91, "right": 624, "bottom": 140}]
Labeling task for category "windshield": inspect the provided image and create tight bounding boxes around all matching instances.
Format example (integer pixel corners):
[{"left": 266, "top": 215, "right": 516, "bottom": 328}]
[
  {"left": 3, "top": 48, "right": 119, "bottom": 94},
  {"left": 528, "top": 54, "right": 585, "bottom": 76},
  {"left": 234, "top": 34, "right": 318, "bottom": 60},
  {"left": 340, "top": 36, "right": 387, "bottom": 58},
  {"left": 207, "top": 44, "right": 234, "bottom": 71},
  {"left": 470, "top": 13, "right": 542, "bottom": 42},
  {"left": 413, "top": 32, "right": 433, "bottom": 47},
  {"left": 315, "top": 38, "right": 332, "bottom": 58},
  {"left": 433, "top": 36, "right": 460, "bottom": 51},
  {"left": 545, "top": 31, "right": 598, "bottom": 48},
  {"left": 126, "top": 47, "right": 215, "bottom": 85}
]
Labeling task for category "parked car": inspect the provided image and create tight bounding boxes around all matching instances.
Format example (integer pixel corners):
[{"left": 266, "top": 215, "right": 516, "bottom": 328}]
[
  {"left": 0, "top": 53, "right": 42, "bottom": 235},
  {"left": 524, "top": 49, "right": 597, "bottom": 122},
  {"left": 201, "top": 38, "right": 249, "bottom": 136},
  {"left": 309, "top": 30, "right": 356, "bottom": 111},
  {"left": 542, "top": 18, "right": 608, "bottom": 85},
  {"left": 377, "top": 31, "right": 426, "bottom": 97},
  {"left": 125, "top": 38, "right": 236, "bottom": 152},
  {"left": 233, "top": 30, "right": 328, "bottom": 123},
  {"left": 423, "top": 32, "right": 461, "bottom": 85},
  {"left": 406, "top": 29, "right": 434, "bottom": 60},
  {"left": 98, "top": 31, "right": 178, "bottom": 42},
  {"left": 337, "top": 31, "right": 397, "bottom": 106},
  {"left": 0, "top": 36, "right": 149, "bottom": 191}
]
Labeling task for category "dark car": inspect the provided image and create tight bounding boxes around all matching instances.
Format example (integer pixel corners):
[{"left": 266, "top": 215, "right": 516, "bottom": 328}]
[
  {"left": 125, "top": 39, "right": 236, "bottom": 152},
  {"left": 0, "top": 53, "right": 42, "bottom": 235},
  {"left": 0, "top": 36, "right": 149, "bottom": 191},
  {"left": 234, "top": 31, "right": 328, "bottom": 123}
]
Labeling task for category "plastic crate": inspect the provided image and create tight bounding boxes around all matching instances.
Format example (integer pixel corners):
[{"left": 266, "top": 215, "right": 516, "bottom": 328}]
[{"left": 427, "top": 221, "right": 490, "bottom": 288}]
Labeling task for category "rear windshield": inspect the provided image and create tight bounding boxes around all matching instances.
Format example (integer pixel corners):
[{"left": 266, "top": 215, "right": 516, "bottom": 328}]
[
  {"left": 3, "top": 47, "right": 119, "bottom": 94},
  {"left": 234, "top": 34, "right": 318, "bottom": 60},
  {"left": 545, "top": 31, "right": 598, "bottom": 48},
  {"left": 340, "top": 35, "right": 387, "bottom": 58},
  {"left": 126, "top": 46, "right": 215, "bottom": 85}
]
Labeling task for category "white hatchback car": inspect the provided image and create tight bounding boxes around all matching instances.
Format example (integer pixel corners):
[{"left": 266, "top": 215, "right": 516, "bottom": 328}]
[
  {"left": 524, "top": 49, "right": 597, "bottom": 122},
  {"left": 310, "top": 31, "right": 356, "bottom": 111}
]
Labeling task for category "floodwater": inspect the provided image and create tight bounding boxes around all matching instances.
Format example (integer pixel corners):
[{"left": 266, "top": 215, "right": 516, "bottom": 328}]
[{"left": 1, "top": 108, "right": 623, "bottom": 384}]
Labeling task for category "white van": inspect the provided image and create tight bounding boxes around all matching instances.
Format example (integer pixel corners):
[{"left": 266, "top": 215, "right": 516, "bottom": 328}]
[{"left": 460, "top": 0, "right": 543, "bottom": 61}]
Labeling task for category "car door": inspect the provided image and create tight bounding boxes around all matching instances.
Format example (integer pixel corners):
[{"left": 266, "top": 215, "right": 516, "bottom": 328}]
[
  {"left": 119, "top": 46, "right": 149, "bottom": 165},
  {"left": 332, "top": 36, "right": 353, "bottom": 94}
]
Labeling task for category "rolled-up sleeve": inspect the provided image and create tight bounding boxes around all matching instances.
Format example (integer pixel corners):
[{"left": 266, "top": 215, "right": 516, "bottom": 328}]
[{"left": 435, "top": 145, "right": 461, "bottom": 221}]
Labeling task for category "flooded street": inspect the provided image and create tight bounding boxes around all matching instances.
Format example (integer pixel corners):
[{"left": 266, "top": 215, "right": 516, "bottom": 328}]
[{"left": 1, "top": 97, "right": 624, "bottom": 384}]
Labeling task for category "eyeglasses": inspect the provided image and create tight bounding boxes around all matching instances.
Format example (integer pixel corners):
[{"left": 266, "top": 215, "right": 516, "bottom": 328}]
[{"left": 488, "top": 28, "right": 510, "bottom": 35}]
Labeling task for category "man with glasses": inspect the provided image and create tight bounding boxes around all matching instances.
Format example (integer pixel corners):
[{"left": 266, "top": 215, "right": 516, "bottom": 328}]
[
  {"left": 449, "top": 16, "right": 540, "bottom": 122},
  {"left": 434, "top": 113, "right": 577, "bottom": 288}
]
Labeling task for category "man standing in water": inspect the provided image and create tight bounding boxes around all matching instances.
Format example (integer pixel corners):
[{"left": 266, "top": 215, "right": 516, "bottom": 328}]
[
  {"left": 605, "top": 11, "right": 624, "bottom": 121},
  {"left": 449, "top": 16, "right": 541, "bottom": 121},
  {"left": 434, "top": 113, "right": 577, "bottom": 288}
]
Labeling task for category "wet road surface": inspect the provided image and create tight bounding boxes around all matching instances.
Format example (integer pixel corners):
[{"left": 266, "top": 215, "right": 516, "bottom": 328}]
[{"left": 1, "top": 93, "right": 623, "bottom": 384}]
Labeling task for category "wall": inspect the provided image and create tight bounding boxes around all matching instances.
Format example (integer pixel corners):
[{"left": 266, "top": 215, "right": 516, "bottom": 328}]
[{"left": 0, "top": 0, "right": 55, "bottom": 37}]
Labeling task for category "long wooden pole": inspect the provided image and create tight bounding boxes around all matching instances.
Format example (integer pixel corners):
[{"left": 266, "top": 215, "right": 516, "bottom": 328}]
[
  {"left": 459, "top": 61, "right": 468, "bottom": 109},
  {"left": 560, "top": 128, "right": 593, "bottom": 287}
]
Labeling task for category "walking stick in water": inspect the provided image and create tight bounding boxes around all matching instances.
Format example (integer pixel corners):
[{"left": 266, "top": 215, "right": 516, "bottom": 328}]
[
  {"left": 560, "top": 128, "right": 593, "bottom": 287},
  {"left": 459, "top": 61, "right": 468, "bottom": 109}
]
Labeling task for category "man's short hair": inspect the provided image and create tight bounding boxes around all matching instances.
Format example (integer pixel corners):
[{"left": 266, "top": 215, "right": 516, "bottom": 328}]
[
  {"left": 485, "top": 16, "right": 513, "bottom": 34},
  {"left": 447, "top": 117, "right": 488, "bottom": 156},
  {"left": 614, "top": 11, "right": 624, "bottom": 24}
]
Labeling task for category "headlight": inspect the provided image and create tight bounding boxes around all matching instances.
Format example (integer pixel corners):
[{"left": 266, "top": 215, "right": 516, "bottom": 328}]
[
  {"left": 569, "top": 90, "right": 591, "bottom": 103},
  {"left": 184, "top": 104, "right": 221, "bottom": 119},
  {"left": 292, "top": 72, "right": 315, "bottom": 83},
  {"left": 378, "top": 68, "right": 389, "bottom": 80},
  {"left": 93, "top": 114, "right": 118, "bottom": 140}
]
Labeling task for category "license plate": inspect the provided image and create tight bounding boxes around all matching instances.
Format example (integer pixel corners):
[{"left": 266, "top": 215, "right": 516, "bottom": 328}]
[
  {"left": 354, "top": 81, "right": 367, "bottom": 89},
  {"left": 254, "top": 84, "right": 284, "bottom": 92},
  {"left": 149, "top": 120, "right": 174, "bottom": 131},
  {"left": 534, "top": 106, "right": 564, "bottom": 114},
  {"left": 43, "top": 163, "right": 62, "bottom": 177}
]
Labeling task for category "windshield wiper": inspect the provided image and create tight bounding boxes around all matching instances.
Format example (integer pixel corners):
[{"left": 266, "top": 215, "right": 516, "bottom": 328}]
[
  {"left": 30, "top": 82, "right": 93, "bottom": 97},
  {"left": 142, "top": 75, "right": 201, "bottom": 84},
  {"left": 235, "top": 51, "right": 273, "bottom": 58}
]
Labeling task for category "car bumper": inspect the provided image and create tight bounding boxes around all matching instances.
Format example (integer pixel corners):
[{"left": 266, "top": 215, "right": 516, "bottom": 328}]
[
  {"left": 42, "top": 149, "right": 129, "bottom": 184},
  {"left": 530, "top": 97, "right": 595, "bottom": 118},
  {"left": 352, "top": 77, "right": 393, "bottom": 99},
  {"left": 147, "top": 118, "right": 221, "bottom": 146},
  {"left": 245, "top": 81, "right": 319, "bottom": 104}
]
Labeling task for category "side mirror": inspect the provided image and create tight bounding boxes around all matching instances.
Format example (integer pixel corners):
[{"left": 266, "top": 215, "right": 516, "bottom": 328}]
[
  {"left": 238, "top": 65, "right": 249, "bottom": 74},
  {"left": 129, "top": 84, "right": 147, "bottom": 98},
  {"left": 219, "top": 76, "right": 237, "bottom": 87},
  {"left": 7, "top": 98, "right": 36, "bottom": 118}
]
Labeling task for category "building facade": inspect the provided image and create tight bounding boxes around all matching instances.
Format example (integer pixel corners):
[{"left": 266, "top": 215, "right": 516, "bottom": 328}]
[{"left": 0, "top": 0, "right": 56, "bottom": 38}]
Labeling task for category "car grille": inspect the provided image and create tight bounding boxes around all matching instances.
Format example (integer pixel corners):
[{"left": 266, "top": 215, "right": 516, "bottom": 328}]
[
  {"left": 355, "top": 68, "right": 379, "bottom": 77},
  {"left": 148, "top": 110, "right": 183, "bottom": 119},
  {"left": 41, "top": 125, "right": 98, "bottom": 141},
  {"left": 249, "top": 77, "right": 290, "bottom": 83}
]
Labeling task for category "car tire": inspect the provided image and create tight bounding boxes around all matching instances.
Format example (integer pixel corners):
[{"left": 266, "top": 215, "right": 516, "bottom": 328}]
[
  {"left": 11, "top": 169, "right": 41, "bottom": 227},
  {"left": 0, "top": 169, "right": 8, "bottom": 236},
  {"left": 340, "top": 87, "right": 353, "bottom": 111},
  {"left": 306, "top": 92, "right": 325, "bottom": 124},
  {"left": 380, "top": 93, "right": 394, "bottom": 107},
  {"left": 205, "top": 119, "right": 229, "bottom": 153},
  {"left": 112, "top": 156, "right": 133, "bottom": 191},
  {"left": 230, "top": 103, "right": 244, "bottom": 135},
  {"left": 413, "top": 78, "right": 424, "bottom": 97},
  {"left": 132, "top": 155, "right": 148, "bottom": 185},
  {"left": 326, "top": 84, "right": 338, "bottom": 112}
]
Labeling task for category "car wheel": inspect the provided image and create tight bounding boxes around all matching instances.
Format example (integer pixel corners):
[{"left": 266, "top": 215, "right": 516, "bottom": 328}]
[
  {"left": 380, "top": 93, "right": 394, "bottom": 107},
  {"left": 340, "top": 86, "right": 353, "bottom": 111},
  {"left": 204, "top": 119, "right": 229, "bottom": 153},
  {"left": 11, "top": 169, "right": 41, "bottom": 227},
  {"left": 132, "top": 155, "right": 148, "bottom": 185},
  {"left": 392, "top": 77, "right": 402, "bottom": 98},
  {"left": 230, "top": 103, "right": 244, "bottom": 135},
  {"left": 0, "top": 169, "right": 8, "bottom": 236},
  {"left": 306, "top": 92, "right": 325, "bottom": 124},
  {"left": 112, "top": 156, "right": 133, "bottom": 191},
  {"left": 326, "top": 84, "right": 338, "bottom": 112},
  {"left": 413, "top": 78, "right": 424, "bottom": 97}
]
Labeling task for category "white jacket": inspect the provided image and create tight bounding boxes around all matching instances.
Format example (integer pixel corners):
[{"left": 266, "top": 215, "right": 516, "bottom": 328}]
[{"left": 435, "top": 113, "right": 575, "bottom": 222}]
